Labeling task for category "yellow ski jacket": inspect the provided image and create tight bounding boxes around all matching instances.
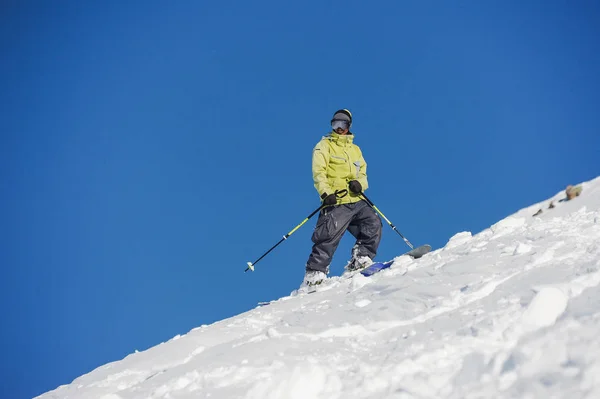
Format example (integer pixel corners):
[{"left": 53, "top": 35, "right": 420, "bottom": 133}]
[{"left": 312, "top": 132, "right": 368, "bottom": 205}]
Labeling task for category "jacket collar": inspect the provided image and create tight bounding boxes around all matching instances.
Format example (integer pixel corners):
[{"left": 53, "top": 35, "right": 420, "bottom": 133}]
[{"left": 328, "top": 131, "right": 354, "bottom": 145}]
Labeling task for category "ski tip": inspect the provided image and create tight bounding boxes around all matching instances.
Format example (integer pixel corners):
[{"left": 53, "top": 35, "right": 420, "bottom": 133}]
[
  {"left": 408, "top": 244, "right": 432, "bottom": 259},
  {"left": 246, "top": 262, "right": 255, "bottom": 272}
]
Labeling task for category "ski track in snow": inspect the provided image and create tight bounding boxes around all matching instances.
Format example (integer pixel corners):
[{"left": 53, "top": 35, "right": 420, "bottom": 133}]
[{"left": 37, "top": 177, "right": 600, "bottom": 399}]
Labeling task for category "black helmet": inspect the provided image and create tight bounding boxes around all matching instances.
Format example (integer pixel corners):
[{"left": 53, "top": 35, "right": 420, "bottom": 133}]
[{"left": 331, "top": 109, "right": 352, "bottom": 126}]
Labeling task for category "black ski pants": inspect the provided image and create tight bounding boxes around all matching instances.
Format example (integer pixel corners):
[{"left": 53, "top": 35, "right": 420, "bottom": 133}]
[{"left": 306, "top": 200, "right": 382, "bottom": 273}]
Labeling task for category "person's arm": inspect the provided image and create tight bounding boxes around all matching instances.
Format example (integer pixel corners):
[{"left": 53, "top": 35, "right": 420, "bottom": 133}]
[
  {"left": 355, "top": 148, "right": 368, "bottom": 192},
  {"left": 312, "top": 141, "right": 332, "bottom": 197}
]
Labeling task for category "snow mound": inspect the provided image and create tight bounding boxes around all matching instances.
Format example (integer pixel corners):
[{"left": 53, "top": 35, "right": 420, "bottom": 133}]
[
  {"left": 506, "top": 286, "right": 569, "bottom": 339},
  {"left": 445, "top": 231, "right": 472, "bottom": 249},
  {"left": 522, "top": 287, "right": 568, "bottom": 327}
]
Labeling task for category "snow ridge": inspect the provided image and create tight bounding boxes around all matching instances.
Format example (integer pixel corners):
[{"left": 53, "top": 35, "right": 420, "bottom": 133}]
[{"left": 38, "top": 177, "right": 600, "bottom": 399}]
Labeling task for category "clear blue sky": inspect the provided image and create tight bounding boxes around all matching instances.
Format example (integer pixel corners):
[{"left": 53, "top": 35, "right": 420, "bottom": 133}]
[{"left": 1, "top": 1, "right": 598, "bottom": 397}]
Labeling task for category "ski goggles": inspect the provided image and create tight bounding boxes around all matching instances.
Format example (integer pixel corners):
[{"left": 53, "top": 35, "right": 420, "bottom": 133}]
[{"left": 331, "top": 119, "right": 350, "bottom": 130}]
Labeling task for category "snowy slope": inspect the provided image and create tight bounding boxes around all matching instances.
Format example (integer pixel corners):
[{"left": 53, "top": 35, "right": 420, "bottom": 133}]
[{"left": 38, "top": 177, "right": 600, "bottom": 399}]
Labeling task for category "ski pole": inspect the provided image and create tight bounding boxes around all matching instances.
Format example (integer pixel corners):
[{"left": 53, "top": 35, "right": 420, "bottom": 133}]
[
  {"left": 245, "top": 204, "right": 324, "bottom": 272},
  {"left": 360, "top": 192, "right": 414, "bottom": 250}
]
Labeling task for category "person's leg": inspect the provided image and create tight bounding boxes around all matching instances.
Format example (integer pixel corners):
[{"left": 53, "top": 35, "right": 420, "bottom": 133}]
[
  {"left": 347, "top": 201, "right": 382, "bottom": 260},
  {"left": 305, "top": 205, "right": 355, "bottom": 273}
]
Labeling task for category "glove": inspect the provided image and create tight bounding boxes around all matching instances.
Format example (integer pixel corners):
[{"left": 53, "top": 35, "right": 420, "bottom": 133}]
[
  {"left": 320, "top": 192, "right": 337, "bottom": 206},
  {"left": 348, "top": 180, "right": 362, "bottom": 194}
]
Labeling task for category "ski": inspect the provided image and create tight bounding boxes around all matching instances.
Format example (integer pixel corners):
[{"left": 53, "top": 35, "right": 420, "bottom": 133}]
[{"left": 358, "top": 244, "right": 432, "bottom": 277}]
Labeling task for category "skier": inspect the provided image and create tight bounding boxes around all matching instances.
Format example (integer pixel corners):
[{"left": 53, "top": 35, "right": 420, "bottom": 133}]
[{"left": 302, "top": 109, "right": 383, "bottom": 286}]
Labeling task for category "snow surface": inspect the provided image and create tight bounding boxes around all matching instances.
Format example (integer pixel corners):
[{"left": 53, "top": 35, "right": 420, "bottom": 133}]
[{"left": 38, "top": 177, "right": 600, "bottom": 399}]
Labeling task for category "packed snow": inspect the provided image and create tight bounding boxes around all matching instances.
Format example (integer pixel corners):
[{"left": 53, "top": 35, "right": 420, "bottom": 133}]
[{"left": 38, "top": 177, "right": 600, "bottom": 399}]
